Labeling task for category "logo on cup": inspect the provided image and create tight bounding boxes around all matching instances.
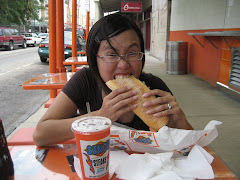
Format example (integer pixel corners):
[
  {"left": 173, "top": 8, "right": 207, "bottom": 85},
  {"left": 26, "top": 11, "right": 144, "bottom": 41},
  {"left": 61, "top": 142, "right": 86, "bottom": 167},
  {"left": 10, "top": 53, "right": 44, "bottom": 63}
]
[
  {"left": 84, "top": 139, "right": 110, "bottom": 174},
  {"left": 85, "top": 140, "right": 109, "bottom": 156}
]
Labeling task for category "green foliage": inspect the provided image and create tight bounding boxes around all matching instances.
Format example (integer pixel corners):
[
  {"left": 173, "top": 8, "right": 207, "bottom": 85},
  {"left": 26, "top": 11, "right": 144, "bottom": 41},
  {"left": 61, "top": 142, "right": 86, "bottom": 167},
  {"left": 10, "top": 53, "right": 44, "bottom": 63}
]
[{"left": 0, "top": 0, "right": 45, "bottom": 26}]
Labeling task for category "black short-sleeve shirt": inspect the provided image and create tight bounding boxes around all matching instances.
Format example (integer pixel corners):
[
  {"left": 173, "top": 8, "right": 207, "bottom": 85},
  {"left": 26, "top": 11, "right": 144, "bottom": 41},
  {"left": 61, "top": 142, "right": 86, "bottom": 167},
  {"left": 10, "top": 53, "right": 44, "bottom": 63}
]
[{"left": 62, "top": 68, "right": 171, "bottom": 131}]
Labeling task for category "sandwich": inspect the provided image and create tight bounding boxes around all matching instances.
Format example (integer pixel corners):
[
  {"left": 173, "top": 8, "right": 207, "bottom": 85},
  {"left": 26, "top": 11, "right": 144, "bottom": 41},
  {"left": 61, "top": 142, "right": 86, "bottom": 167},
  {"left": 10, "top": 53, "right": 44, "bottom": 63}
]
[{"left": 106, "top": 76, "right": 169, "bottom": 131}]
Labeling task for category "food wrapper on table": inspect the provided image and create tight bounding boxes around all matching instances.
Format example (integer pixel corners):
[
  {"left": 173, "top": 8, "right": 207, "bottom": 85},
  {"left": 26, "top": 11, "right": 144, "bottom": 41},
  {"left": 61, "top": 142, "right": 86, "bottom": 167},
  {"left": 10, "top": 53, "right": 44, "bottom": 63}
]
[{"left": 110, "top": 120, "right": 222, "bottom": 157}]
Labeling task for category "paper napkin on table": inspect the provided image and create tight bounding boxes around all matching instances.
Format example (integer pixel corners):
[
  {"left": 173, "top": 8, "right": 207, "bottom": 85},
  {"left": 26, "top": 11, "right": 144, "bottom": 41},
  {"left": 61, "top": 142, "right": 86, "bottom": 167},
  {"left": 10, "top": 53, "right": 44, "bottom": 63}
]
[
  {"left": 109, "top": 150, "right": 129, "bottom": 178},
  {"left": 74, "top": 145, "right": 214, "bottom": 180},
  {"left": 113, "top": 145, "right": 214, "bottom": 180},
  {"left": 73, "top": 150, "right": 129, "bottom": 179},
  {"left": 74, "top": 156, "right": 83, "bottom": 179}
]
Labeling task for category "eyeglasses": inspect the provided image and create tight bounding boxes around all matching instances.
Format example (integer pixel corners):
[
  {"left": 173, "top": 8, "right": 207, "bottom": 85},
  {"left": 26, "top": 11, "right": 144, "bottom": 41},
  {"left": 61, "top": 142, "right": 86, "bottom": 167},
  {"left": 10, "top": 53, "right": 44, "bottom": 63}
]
[{"left": 96, "top": 52, "right": 144, "bottom": 63}]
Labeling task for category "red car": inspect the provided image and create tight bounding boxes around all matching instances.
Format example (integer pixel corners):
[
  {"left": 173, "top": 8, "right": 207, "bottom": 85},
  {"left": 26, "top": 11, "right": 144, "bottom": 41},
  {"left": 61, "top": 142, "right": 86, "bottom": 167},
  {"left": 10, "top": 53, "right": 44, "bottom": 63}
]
[{"left": 0, "top": 27, "right": 27, "bottom": 50}]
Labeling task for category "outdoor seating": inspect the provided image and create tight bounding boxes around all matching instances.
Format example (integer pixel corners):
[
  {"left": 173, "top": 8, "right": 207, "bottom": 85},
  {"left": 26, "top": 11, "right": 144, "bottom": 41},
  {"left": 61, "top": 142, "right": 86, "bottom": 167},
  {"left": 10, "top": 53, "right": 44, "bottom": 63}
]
[
  {"left": 63, "top": 56, "right": 87, "bottom": 72},
  {"left": 8, "top": 139, "right": 238, "bottom": 179}
]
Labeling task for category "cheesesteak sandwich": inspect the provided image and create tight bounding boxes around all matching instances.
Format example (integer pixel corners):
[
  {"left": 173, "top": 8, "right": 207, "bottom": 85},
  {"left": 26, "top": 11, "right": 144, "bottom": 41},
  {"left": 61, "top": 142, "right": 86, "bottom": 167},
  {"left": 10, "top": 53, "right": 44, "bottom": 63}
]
[{"left": 106, "top": 75, "right": 169, "bottom": 131}]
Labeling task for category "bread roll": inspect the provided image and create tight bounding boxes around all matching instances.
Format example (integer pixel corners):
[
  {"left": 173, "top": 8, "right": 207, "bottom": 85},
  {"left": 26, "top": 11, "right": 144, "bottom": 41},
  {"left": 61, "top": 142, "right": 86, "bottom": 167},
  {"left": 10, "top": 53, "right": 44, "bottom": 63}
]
[{"left": 106, "top": 76, "right": 169, "bottom": 131}]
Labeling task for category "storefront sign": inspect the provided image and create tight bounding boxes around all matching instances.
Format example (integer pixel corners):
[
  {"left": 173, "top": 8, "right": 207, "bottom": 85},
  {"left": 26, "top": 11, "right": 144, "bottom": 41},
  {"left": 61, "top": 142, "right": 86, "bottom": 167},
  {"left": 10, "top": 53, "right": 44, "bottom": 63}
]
[
  {"left": 82, "top": 0, "right": 90, "bottom": 12},
  {"left": 121, "top": 2, "right": 142, "bottom": 13}
]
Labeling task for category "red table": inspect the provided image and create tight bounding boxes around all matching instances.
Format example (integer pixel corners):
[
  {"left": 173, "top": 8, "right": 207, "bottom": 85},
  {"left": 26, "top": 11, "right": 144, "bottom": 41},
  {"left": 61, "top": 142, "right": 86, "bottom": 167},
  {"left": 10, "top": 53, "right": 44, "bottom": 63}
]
[
  {"left": 64, "top": 56, "right": 88, "bottom": 72},
  {"left": 22, "top": 72, "right": 75, "bottom": 90},
  {"left": 22, "top": 72, "right": 75, "bottom": 107},
  {"left": 8, "top": 143, "right": 238, "bottom": 179}
]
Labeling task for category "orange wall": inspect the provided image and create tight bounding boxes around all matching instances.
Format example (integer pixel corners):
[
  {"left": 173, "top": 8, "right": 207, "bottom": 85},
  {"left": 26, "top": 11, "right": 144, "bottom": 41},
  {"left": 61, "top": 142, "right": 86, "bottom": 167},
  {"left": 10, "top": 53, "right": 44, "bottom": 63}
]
[
  {"left": 170, "top": 28, "right": 240, "bottom": 89},
  {"left": 169, "top": 29, "right": 224, "bottom": 86}
]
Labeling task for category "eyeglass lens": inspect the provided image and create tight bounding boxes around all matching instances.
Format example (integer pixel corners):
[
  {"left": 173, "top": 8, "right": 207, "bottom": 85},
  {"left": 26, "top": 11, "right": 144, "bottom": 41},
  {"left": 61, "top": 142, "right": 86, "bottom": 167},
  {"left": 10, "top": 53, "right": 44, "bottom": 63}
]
[{"left": 108, "top": 52, "right": 143, "bottom": 62}]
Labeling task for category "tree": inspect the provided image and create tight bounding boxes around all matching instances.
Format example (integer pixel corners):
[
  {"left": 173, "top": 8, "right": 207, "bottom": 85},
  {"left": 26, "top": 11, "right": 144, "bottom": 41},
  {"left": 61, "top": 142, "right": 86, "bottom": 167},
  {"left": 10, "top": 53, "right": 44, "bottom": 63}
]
[{"left": 0, "top": 0, "right": 45, "bottom": 26}]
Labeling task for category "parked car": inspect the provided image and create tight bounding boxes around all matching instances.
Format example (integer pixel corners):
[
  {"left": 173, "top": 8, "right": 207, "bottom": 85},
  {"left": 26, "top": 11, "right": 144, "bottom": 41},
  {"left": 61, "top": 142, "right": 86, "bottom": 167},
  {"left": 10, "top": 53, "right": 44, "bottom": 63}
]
[
  {"left": 38, "top": 33, "right": 48, "bottom": 41},
  {"left": 0, "top": 27, "right": 26, "bottom": 50},
  {"left": 64, "top": 26, "right": 86, "bottom": 40},
  {"left": 38, "top": 31, "right": 85, "bottom": 62},
  {"left": 21, "top": 33, "right": 42, "bottom": 46}
]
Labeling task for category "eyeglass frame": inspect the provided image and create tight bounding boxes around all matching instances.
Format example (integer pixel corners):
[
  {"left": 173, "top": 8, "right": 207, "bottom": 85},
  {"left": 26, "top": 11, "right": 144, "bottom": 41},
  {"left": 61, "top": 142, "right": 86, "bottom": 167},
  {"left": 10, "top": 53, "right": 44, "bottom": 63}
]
[{"left": 96, "top": 52, "right": 144, "bottom": 63}]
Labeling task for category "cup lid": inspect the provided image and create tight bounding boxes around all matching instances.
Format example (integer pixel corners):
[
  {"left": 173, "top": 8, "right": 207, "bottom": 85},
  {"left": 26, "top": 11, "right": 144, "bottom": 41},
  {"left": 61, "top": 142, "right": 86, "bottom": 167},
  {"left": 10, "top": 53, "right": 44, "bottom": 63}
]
[{"left": 72, "top": 116, "right": 111, "bottom": 133}]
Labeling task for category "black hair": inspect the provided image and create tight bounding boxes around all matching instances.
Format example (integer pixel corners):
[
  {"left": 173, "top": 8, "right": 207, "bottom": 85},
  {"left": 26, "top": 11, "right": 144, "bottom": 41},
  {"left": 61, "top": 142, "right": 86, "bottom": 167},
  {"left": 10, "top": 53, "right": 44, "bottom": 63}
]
[{"left": 86, "top": 13, "right": 145, "bottom": 94}]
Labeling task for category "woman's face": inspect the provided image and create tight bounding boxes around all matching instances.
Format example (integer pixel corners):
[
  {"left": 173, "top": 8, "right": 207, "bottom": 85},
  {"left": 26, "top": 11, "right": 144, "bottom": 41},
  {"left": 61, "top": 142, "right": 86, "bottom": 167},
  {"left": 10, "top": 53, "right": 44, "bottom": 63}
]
[{"left": 97, "top": 29, "right": 143, "bottom": 82}]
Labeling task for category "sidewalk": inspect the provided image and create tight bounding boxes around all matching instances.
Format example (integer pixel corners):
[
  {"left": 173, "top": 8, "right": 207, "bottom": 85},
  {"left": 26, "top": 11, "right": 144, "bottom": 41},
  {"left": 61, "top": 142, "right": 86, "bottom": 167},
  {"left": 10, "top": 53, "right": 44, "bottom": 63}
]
[{"left": 8, "top": 51, "right": 240, "bottom": 178}]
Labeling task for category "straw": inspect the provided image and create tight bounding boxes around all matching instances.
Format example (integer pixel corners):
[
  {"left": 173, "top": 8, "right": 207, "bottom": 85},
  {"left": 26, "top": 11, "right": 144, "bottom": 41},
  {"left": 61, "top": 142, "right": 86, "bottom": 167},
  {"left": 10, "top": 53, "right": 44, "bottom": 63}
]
[{"left": 86, "top": 102, "right": 91, "bottom": 117}]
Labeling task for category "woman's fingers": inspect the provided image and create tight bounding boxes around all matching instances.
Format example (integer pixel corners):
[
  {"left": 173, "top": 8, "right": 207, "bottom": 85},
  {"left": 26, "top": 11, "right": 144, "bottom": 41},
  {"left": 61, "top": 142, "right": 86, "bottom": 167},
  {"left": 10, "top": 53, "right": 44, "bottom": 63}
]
[
  {"left": 146, "top": 102, "right": 180, "bottom": 117},
  {"left": 114, "top": 103, "right": 138, "bottom": 117},
  {"left": 143, "top": 91, "right": 175, "bottom": 108},
  {"left": 111, "top": 87, "right": 138, "bottom": 112},
  {"left": 142, "top": 89, "right": 180, "bottom": 117},
  {"left": 101, "top": 86, "right": 138, "bottom": 121},
  {"left": 142, "top": 90, "right": 191, "bottom": 130},
  {"left": 143, "top": 89, "right": 169, "bottom": 98},
  {"left": 143, "top": 96, "right": 169, "bottom": 107},
  {"left": 106, "top": 87, "right": 137, "bottom": 104}
]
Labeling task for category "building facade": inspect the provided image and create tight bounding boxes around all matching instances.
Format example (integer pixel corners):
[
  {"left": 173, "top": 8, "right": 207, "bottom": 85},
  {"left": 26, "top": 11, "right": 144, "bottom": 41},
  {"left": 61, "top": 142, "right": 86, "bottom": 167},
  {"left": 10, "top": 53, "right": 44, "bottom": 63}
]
[{"left": 169, "top": 0, "right": 240, "bottom": 100}]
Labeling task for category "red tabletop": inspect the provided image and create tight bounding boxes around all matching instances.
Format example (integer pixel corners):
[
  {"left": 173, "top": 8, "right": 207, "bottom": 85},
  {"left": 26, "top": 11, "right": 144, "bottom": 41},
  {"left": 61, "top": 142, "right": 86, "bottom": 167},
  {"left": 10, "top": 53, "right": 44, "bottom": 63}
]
[
  {"left": 63, "top": 56, "right": 87, "bottom": 65},
  {"left": 8, "top": 144, "right": 238, "bottom": 180},
  {"left": 22, "top": 72, "right": 75, "bottom": 90},
  {"left": 63, "top": 56, "right": 88, "bottom": 72}
]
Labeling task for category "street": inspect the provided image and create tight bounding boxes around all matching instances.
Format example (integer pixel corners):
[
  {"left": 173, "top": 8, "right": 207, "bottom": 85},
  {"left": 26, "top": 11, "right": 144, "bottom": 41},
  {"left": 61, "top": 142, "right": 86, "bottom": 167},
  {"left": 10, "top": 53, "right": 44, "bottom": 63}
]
[{"left": 0, "top": 46, "right": 50, "bottom": 136}]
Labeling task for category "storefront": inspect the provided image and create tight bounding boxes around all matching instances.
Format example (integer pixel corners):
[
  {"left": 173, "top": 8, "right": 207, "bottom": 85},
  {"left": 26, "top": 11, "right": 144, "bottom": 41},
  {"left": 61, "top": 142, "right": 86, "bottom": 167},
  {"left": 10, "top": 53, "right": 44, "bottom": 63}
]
[{"left": 168, "top": 0, "right": 240, "bottom": 100}]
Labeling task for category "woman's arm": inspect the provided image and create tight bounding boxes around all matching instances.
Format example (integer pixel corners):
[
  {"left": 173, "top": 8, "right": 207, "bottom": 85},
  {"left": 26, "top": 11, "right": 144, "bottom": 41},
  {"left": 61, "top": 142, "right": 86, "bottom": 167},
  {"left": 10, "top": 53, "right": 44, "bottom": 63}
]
[
  {"left": 33, "top": 87, "right": 139, "bottom": 146},
  {"left": 33, "top": 92, "right": 83, "bottom": 146}
]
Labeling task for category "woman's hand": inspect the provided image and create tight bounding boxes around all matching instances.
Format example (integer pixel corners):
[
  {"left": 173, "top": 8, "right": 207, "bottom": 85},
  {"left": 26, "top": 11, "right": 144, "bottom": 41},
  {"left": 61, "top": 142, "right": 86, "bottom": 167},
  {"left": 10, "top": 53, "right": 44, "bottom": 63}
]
[
  {"left": 99, "top": 87, "right": 138, "bottom": 122},
  {"left": 142, "top": 89, "right": 193, "bottom": 130}
]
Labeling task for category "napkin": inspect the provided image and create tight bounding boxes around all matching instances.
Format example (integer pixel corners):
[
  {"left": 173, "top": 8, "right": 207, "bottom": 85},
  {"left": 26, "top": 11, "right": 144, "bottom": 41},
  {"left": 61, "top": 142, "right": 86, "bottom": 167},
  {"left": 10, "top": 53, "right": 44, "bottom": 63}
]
[
  {"left": 149, "top": 172, "right": 182, "bottom": 180},
  {"left": 114, "top": 145, "right": 214, "bottom": 180},
  {"left": 174, "top": 145, "right": 214, "bottom": 179},
  {"left": 109, "top": 150, "right": 129, "bottom": 178},
  {"left": 115, "top": 152, "right": 174, "bottom": 180},
  {"left": 73, "top": 156, "right": 83, "bottom": 179},
  {"left": 74, "top": 145, "right": 214, "bottom": 180}
]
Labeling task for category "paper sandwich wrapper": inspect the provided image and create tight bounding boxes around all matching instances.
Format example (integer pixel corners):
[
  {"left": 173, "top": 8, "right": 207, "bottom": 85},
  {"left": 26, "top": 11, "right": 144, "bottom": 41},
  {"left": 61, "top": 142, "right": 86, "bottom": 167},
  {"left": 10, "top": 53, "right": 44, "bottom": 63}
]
[{"left": 110, "top": 120, "right": 222, "bottom": 157}]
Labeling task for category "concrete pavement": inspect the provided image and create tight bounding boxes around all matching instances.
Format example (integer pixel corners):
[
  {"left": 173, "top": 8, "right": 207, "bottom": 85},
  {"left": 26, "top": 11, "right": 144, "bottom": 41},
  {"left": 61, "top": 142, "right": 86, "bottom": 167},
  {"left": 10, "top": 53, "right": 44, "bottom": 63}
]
[{"left": 8, "top": 51, "right": 240, "bottom": 178}]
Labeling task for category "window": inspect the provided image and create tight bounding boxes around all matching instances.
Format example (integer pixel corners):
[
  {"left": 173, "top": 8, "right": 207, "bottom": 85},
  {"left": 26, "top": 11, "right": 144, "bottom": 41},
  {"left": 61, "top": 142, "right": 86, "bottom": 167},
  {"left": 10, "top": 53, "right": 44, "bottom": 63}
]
[
  {"left": 24, "top": 34, "right": 32, "bottom": 37},
  {"left": 4, "top": 29, "right": 11, "bottom": 36},
  {"left": 229, "top": 47, "right": 240, "bottom": 90},
  {"left": 12, "top": 29, "right": 19, "bottom": 35}
]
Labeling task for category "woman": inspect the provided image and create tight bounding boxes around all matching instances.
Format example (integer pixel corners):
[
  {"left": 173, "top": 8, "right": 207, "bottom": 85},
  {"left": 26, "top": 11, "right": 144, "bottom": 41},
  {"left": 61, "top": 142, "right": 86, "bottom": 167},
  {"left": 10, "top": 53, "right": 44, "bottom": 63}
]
[{"left": 33, "top": 14, "right": 192, "bottom": 147}]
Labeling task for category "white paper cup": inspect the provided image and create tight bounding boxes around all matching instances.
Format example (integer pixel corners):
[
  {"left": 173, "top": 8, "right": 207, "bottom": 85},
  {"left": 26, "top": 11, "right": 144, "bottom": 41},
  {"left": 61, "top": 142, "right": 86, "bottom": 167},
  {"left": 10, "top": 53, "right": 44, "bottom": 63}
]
[{"left": 72, "top": 116, "right": 111, "bottom": 180}]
